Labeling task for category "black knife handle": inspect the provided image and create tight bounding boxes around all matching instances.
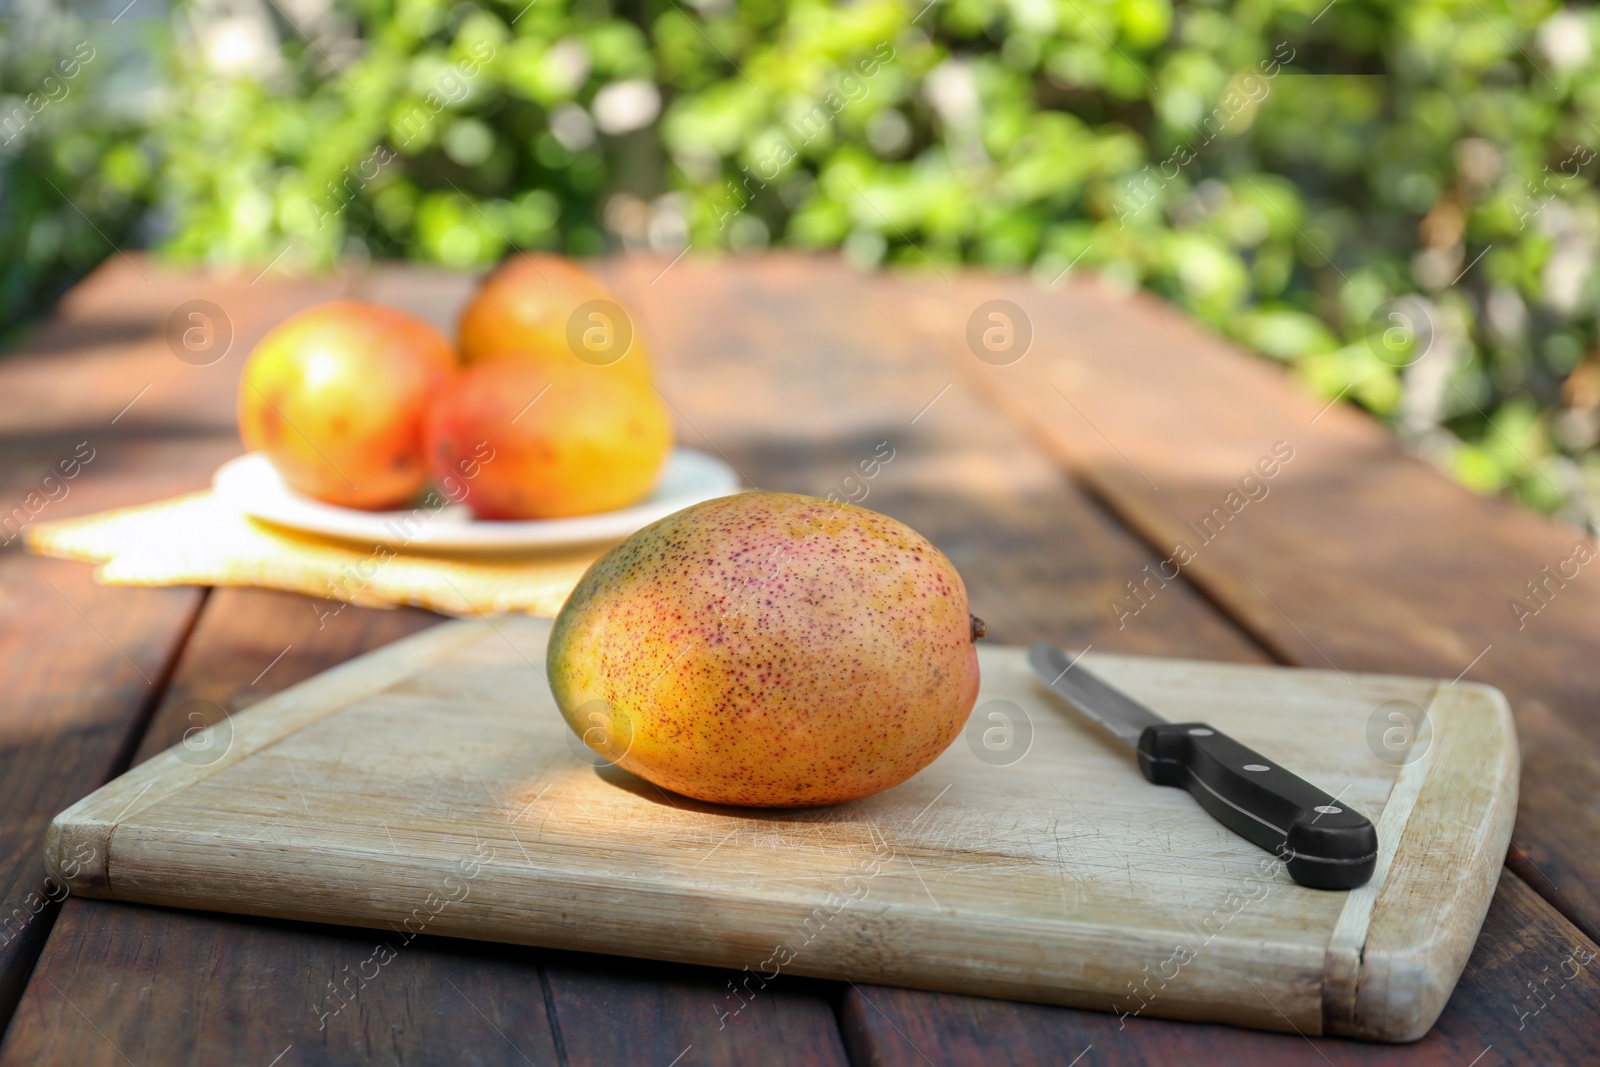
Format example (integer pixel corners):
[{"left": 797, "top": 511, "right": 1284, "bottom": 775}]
[{"left": 1137, "top": 722, "right": 1378, "bottom": 890}]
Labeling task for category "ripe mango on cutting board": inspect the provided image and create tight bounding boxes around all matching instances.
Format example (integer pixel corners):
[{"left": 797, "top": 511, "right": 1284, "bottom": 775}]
[{"left": 548, "top": 492, "right": 985, "bottom": 806}]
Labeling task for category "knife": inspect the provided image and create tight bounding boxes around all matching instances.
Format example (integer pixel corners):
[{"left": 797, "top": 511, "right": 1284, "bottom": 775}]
[{"left": 1027, "top": 642, "right": 1378, "bottom": 890}]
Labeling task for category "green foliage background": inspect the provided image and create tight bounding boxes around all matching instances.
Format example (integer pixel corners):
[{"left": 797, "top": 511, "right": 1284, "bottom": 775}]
[
  {"left": 4, "top": 0, "right": 1600, "bottom": 527},
  {"left": 0, "top": 20, "right": 157, "bottom": 342}
]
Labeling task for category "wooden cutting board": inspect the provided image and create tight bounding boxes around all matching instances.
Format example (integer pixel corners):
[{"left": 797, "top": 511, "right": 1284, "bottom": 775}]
[{"left": 46, "top": 617, "right": 1516, "bottom": 1041}]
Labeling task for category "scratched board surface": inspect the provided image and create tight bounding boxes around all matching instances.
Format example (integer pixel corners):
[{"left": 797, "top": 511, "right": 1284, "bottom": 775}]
[{"left": 44, "top": 616, "right": 1516, "bottom": 1041}]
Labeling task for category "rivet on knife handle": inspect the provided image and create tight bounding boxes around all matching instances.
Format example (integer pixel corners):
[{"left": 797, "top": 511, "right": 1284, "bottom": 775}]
[{"left": 1137, "top": 723, "right": 1378, "bottom": 890}]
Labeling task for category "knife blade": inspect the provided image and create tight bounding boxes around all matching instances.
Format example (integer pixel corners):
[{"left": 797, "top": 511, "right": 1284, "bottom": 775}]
[{"left": 1027, "top": 642, "right": 1378, "bottom": 891}]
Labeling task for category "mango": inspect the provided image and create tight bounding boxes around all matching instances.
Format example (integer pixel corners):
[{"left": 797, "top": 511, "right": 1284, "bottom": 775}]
[
  {"left": 547, "top": 493, "right": 983, "bottom": 806},
  {"left": 425, "top": 358, "right": 671, "bottom": 519},
  {"left": 457, "top": 254, "right": 653, "bottom": 386},
  {"left": 239, "top": 301, "right": 456, "bottom": 510}
]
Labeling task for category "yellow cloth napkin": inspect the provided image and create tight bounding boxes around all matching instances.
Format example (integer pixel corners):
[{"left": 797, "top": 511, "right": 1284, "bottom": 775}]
[{"left": 25, "top": 491, "right": 606, "bottom": 617}]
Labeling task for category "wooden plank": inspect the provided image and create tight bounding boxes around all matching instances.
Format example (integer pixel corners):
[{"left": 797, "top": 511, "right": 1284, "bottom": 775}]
[
  {"left": 2, "top": 902, "right": 565, "bottom": 1067},
  {"left": 0, "top": 256, "right": 347, "bottom": 1029},
  {"left": 2, "top": 899, "right": 847, "bottom": 1067},
  {"left": 839, "top": 870, "right": 1600, "bottom": 1066},
  {"left": 0, "top": 450, "right": 210, "bottom": 1028},
  {"left": 0, "top": 258, "right": 352, "bottom": 436},
  {"left": 910, "top": 271, "right": 1600, "bottom": 942},
  {"left": 539, "top": 951, "right": 850, "bottom": 1067}
]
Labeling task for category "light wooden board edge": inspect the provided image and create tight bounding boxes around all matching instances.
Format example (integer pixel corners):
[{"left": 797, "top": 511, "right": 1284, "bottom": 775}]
[
  {"left": 1321, "top": 684, "right": 1439, "bottom": 1031},
  {"left": 1323, "top": 680, "right": 1520, "bottom": 1040},
  {"left": 72, "top": 845, "right": 1323, "bottom": 1034},
  {"left": 44, "top": 619, "right": 484, "bottom": 895}
]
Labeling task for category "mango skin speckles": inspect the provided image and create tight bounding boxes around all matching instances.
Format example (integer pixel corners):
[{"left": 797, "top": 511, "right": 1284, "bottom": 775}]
[{"left": 546, "top": 492, "right": 981, "bottom": 807}]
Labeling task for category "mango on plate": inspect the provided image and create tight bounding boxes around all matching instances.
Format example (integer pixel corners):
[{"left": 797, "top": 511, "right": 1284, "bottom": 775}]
[
  {"left": 426, "top": 358, "right": 670, "bottom": 520},
  {"left": 238, "top": 301, "right": 456, "bottom": 510},
  {"left": 457, "top": 254, "right": 652, "bottom": 386}
]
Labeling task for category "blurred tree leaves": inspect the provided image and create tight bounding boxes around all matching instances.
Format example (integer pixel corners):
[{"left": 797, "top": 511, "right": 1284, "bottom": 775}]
[
  {"left": 0, "top": 22, "right": 159, "bottom": 343},
  {"left": 4, "top": 0, "right": 1600, "bottom": 526}
]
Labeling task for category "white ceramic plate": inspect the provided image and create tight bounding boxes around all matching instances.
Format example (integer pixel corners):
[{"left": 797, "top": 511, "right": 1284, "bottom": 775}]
[{"left": 213, "top": 448, "right": 742, "bottom": 551}]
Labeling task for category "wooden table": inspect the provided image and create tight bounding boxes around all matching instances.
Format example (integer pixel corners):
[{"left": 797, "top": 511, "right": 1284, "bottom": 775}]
[{"left": 0, "top": 254, "right": 1596, "bottom": 1065}]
